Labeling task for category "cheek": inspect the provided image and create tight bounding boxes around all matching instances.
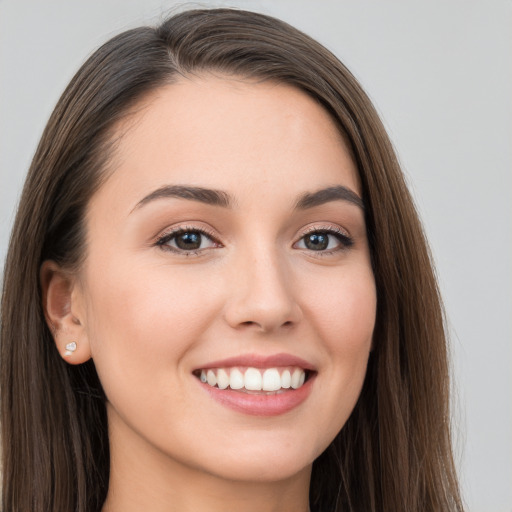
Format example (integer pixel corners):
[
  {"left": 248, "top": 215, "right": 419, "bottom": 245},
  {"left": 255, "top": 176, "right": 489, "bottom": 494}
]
[
  {"left": 300, "top": 263, "right": 376, "bottom": 422},
  {"left": 81, "top": 256, "right": 223, "bottom": 394},
  {"left": 304, "top": 263, "right": 376, "bottom": 353}
]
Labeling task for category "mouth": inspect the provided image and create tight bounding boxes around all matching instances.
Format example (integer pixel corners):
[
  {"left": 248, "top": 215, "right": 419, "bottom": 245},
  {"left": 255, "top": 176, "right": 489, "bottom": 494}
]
[
  {"left": 193, "top": 366, "right": 312, "bottom": 394},
  {"left": 193, "top": 354, "right": 316, "bottom": 416}
]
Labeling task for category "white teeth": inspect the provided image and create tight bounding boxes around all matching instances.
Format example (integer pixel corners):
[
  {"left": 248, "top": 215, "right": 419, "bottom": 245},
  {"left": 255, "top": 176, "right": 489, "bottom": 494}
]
[
  {"left": 199, "top": 366, "right": 308, "bottom": 391},
  {"left": 217, "top": 368, "right": 229, "bottom": 389},
  {"left": 281, "top": 369, "right": 291, "bottom": 389},
  {"left": 229, "top": 368, "right": 244, "bottom": 389},
  {"left": 206, "top": 369, "right": 217, "bottom": 387},
  {"left": 291, "top": 368, "right": 303, "bottom": 389},
  {"left": 262, "top": 368, "right": 281, "bottom": 391},
  {"left": 244, "top": 368, "right": 262, "bottom": 390}
]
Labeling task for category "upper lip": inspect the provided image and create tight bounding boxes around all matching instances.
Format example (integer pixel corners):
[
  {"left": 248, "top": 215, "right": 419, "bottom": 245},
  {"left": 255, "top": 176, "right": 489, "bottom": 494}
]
[{"left": 194, "top": 353, "right": 316, "bottom": 371}]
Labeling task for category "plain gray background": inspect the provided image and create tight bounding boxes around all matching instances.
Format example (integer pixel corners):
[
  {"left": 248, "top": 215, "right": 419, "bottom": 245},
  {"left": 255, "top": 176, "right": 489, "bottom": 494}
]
[{"left": 1, "top": 1, "right": 511, "bottom": 510}]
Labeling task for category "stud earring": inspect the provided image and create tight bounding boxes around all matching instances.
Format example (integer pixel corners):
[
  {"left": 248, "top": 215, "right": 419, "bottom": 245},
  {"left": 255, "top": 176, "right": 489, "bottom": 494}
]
[{"left": 64, "top": 341, "right": 77, "bottom": 357}]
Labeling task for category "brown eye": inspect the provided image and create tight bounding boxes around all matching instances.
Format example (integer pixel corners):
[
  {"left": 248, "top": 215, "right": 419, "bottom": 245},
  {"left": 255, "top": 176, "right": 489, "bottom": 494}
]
[
  {"left": 295, "top": 229, "right": 354, "bottom": 253},
  {"left": 175, "top": 232, "right": 202, "bottom": 250},
  {"left": 303, "top": 232, "right": 329, "bottom": 251},
  {"left": 157, "top": 229, "right": 218, "bottom": 253}
]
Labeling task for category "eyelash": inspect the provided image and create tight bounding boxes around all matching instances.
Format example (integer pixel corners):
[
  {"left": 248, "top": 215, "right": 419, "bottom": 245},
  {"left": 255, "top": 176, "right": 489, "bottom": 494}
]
[
  {"left": 155, "top": 225, "right": 353, "bottom": 256},
  {"left": 296, "top": 225, "right": 354, "bottom": 256},
  {"left": 155, "top": 226, "right": 221, "bottom": 256}
]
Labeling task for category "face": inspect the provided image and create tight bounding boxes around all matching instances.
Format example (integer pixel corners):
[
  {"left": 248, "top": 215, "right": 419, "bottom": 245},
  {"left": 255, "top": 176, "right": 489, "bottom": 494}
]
[{"left": 74, "top": 77, "right": 376, "bottom": 483}]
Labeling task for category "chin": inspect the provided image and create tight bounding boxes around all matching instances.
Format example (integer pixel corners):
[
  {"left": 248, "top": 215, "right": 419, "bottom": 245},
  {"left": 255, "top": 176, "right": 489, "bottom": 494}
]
[
  {"left": 204, "top": 453, "right": 314, "bottom": 483},
  {"left": 185, "top": 433, "right": 323, "bottom": 483}
]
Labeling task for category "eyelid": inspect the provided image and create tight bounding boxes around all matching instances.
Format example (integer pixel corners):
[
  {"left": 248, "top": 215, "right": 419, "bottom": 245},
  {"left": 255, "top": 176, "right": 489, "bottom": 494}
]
[{"left": 299, "top": 223, "right": 351, "bottom": 238}]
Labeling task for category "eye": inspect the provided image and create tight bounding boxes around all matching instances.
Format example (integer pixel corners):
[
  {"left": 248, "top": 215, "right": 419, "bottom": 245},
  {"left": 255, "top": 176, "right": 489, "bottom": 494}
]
[
  {"left": 295, "top": 229, "right": 353, "bottom": 253},
  {"left": 156, "top": 228, "right": 219, "bottom": 254}
]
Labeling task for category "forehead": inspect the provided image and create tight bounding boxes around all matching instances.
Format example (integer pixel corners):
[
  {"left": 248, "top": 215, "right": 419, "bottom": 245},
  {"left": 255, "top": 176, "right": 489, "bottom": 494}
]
[{"left": 96, "top": 76, "right": 360, "bottom": 212}]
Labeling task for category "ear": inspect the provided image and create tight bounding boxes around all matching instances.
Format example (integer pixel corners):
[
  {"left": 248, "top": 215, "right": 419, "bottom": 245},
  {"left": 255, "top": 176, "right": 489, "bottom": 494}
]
[{"left": 40, "top": 260, "right": 91, "bottom": 364}]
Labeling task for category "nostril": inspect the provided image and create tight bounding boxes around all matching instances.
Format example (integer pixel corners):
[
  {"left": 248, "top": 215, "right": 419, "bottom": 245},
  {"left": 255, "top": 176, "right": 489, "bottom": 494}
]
[{"left": 239, "top": 319, "right": 294, "bottom": 330}]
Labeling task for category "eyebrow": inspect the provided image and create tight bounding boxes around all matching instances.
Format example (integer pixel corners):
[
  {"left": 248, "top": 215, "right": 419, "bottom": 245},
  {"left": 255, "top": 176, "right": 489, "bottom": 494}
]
[
  {"left": 132, "top": 185, "right": 233, "bottom": 211},
  {"left": 132, "top": 184, "right": 364, "bottom": 212},
  {"left": 294, "top": 186, "right": 364, "bottom": 210}
]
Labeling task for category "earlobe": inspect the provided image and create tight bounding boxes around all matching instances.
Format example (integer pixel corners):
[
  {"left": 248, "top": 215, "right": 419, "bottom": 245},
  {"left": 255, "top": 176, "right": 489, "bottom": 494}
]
[{"left": 40, "top": 260, "right": 92, "bottom": 364}]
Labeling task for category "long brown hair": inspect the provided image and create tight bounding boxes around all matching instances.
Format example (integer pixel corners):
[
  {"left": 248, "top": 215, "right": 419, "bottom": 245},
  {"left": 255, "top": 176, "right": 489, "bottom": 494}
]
[{"left": 1, "top": 8, "right": 463, "bottom": 511}]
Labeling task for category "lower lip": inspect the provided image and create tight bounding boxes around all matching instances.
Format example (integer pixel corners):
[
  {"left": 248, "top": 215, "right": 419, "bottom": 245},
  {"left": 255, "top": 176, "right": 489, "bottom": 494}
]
[{"left": 198, "top": 375, "right": 315, "bottom": 416}]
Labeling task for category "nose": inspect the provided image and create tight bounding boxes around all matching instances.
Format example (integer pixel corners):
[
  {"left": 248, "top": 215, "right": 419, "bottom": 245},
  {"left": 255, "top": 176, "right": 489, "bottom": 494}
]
[{"left": 223, "top": 248, "right": 302, "bottom": 333}]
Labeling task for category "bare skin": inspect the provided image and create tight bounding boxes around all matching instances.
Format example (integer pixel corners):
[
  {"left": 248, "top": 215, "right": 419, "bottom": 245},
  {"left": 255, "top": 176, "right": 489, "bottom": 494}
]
[{"left": 42, "top": 76, "right": 376, "bottom": 512}]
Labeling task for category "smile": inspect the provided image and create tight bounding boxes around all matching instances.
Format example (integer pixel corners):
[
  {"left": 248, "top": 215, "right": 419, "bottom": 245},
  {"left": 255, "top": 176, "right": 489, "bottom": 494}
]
[
  {"left": 193, "top": 354, "right": 316, "bottom": 416},
  {"left": 195, "top": 366, "right": 308, "bottom": 393}
]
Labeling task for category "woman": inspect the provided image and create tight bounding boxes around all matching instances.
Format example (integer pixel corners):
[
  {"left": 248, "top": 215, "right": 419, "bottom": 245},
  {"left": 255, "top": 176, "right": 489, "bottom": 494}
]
[{"left": 1, "top": 8, "right": 464, "bottom": 512}]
